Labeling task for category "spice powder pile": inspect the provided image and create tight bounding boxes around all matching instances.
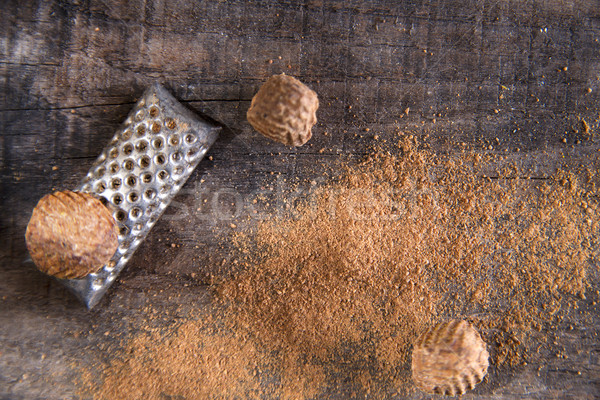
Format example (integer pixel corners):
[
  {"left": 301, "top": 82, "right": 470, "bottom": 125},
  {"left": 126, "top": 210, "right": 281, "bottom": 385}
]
[{"left": 85, "top": 137, "right": 600, "bottom": 399}]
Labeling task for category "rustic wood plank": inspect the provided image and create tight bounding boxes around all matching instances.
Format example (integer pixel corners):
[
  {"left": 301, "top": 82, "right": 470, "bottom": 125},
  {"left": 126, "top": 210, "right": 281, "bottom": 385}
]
[{"left": 2, "top": 0, "right": 600, "bottom": 398}]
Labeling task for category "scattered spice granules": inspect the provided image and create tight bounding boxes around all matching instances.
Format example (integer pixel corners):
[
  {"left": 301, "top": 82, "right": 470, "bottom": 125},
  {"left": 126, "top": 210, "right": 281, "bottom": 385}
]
[
  {"left": 82, "top": 136, "right": 600, "bottom": 399},
  {"left": 91, "top": 315, "right": 262, "bottom": 399}
]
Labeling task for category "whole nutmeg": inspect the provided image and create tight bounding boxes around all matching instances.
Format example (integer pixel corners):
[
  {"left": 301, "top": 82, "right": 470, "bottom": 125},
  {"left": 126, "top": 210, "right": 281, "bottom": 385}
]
[
  {"left": 247, "top": 73, "right": 318, "bottom": 146},
  {"left": 25, "top": 190, "right": 119, "bottom": 279},
  {"left": 412, "top": 319, "right": 489, "bottom": 396}
]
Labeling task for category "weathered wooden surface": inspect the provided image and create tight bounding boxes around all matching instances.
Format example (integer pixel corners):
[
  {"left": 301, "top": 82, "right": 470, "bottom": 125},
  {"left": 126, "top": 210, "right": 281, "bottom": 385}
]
[{"left": 2, "top": 0, "right": 600, "bottom": 398}]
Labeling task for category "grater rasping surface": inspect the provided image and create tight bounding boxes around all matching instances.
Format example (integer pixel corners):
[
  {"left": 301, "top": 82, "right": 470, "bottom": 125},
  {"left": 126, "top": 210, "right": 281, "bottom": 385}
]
[{"left": 60, "top": 83, "right": 220, "bottom": 309}]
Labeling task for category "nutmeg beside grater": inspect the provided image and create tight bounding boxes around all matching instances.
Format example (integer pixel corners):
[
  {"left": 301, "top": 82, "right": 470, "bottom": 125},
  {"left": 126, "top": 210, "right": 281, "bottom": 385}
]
[
  {"left": 412, "top": 319, "right": 489, "bottom": 396},
  {"left": 25, "top": 190, "right": 119, "bottom": 279},
  {"left": 247, "top": 74, "right": 319, "bottom": 146}
]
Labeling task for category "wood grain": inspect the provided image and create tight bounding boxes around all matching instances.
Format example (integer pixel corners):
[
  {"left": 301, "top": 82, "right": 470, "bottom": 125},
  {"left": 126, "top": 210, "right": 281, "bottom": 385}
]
[{"left": 2, "top": 0, "right": 600, "bottom": 398}]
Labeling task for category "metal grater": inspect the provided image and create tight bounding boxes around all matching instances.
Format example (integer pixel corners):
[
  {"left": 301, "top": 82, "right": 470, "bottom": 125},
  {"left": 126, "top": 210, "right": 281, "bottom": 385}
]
[{"left": 59, "top": 83, "right": 220, "bottom": 309}]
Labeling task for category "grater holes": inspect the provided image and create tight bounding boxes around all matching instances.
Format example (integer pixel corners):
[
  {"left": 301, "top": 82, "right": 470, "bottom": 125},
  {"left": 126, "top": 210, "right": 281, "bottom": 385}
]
[
  {"left": 112, "top": 193, "right": 123, "bottom": 205},
  {"left": 104, "top": 260, "right": 116, "bottom": 272},
  {"left": 173, "top": 166, "right": 184, "bottom": 176},
  {"left": 128, "top": 191, "right": 139, "bottom": 203},
  {"left": 67, "top": 84, "right": 224, "bottom": 307},
  {"left": 92, "top": 276, "right": 105, "bottom": 289},
  {"left": 109, "top": 162, "right": 119, "bottom": 174},
  {"left": 185, "top": 134, "right": 196, "bottom": 144},
  {"left": 123, "top": 159, "right": 135, "bottom": 171},
  {"left": 109, "top": 148, "right": 119, "bottom": 159},
  {"left": 136, "top": 139, "right": 148, "bottom": 152},
  {"left": 153, "top": 138, "right": 164, "bottom": 149},
  {"left": 99, "top": 197, "right": 109, "bottom": 207},
  {"left": 146, "top": 202, "right": 157, "bottom": 214},
  {"left": 130, "top": 207, "right": 142, "bottom": 219},
  {"left": 160, "top": 184, "right": 172, "bottom": 195},
  {"left": 95, "top": 181, "right": 106, "bottom": 194},
  {"left": 149, "top": 106, "right": 159, "bottom": 118},
  {"left": 119, "top": 238, "right": 132, "bottom": 251},
  {"left": 165, "top": 117, "right": 177, "bottom": 130},
  {"left": 151, "top": 121, "right": 162, "bottom": 134},
  {"left": 139, "top": 155, "right": 151, "bottom": 168},
  {"left": 171, "top": 151, "right": 182, "bottom": 163},
  {"left": 126, "top": 175, "right": 137, "bottom": 187},
  {"left": 157, "top": 170, "right": 169, "bottom": 181},
  {"left": 135, "top": 109, "right": 145, "bottom": 122},
  {"left": 111, "top": 178, "right": 122, "bottom": 190},
  {"left": 144, "top": 188, "right": 156, "bottom": 200},
  {"left": 115, "top": 209, "right": 127, "bottom": 222},
  {"left": 155, "top": 153, "right": 166, "bottom": 165},
  {"left": 186, "top": 147, "right": 199, "bottom": 160},
  {"left": 96, "top": 166, "right": 106, "bottom": 177},
  {"left": 169, "top": 134, "right": 180, "bottom": 146},
  {"left": 123, "top": 143, "right": 133, "bottom": 155}
]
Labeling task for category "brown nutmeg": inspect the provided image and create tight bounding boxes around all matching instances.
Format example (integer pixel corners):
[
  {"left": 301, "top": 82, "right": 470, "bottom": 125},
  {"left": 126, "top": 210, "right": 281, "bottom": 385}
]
[
  {"left": 25, "top": 191, "right": 119, "bottom": 279},
  {"left": 412, "top": 319, "right": 489, "bottom": 396},
  {"left": 247, "top": 74, "right": 318, "bottom": 146}
]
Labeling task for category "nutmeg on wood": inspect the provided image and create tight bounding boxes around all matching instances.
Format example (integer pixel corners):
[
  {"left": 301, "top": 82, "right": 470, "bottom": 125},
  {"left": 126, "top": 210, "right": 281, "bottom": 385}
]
[
  {"left": 247, "top": 74, "right": 319, "bottom": 146},
  {"left": 25, "top": 190, "right": 119, "bottom": 279},
  {"left": 412, "top": 319, "right": 489, "bottom": 396}
]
